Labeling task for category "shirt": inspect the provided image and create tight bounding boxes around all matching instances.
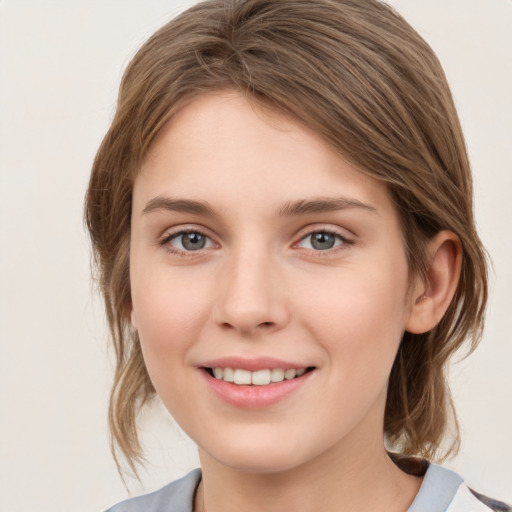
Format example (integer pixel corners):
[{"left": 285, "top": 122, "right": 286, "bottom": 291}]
[{"left": 105, "top": 463, "right": 502, "bottom": 512}]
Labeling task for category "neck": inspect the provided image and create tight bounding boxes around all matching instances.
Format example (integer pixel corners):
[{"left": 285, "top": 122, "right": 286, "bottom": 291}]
[{"left": 196, "top": 432, "right": 422, "bottom": 512}]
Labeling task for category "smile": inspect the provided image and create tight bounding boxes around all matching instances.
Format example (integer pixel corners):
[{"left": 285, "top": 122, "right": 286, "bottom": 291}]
[
  {"left": 201, "top": 362, "right": 316, "bottom": 408},
  {"left": 207, "top": 367, "right": 309, "bottom": 385}
]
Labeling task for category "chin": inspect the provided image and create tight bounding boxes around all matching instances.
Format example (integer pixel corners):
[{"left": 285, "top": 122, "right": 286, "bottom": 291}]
[
  {"left": 216, "top": 453, "right": 305, "bottom": 475},
  {"left": 200, "top": 435, "right": 321, "bottom": 475}
]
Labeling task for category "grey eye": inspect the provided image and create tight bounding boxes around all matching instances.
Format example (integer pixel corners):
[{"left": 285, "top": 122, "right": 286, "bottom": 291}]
[
  {"left": 172, "top": 232, "right": 209, "bottom": 251},
  {"left": 310, "top": 232, "right": 336, "bottom": 250},
  {"left": 298, "top": 231, "right": 344, "bottom": 251}
]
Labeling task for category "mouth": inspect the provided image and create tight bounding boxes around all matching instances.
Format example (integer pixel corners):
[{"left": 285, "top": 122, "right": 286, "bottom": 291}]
[{"left": 203, "top": 366, "right": 315, "bottom": 386}]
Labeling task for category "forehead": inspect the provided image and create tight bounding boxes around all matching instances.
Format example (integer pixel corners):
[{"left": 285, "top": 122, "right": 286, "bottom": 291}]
[{"left": 134, "top": 90, "right": 396, "bottom": 221}]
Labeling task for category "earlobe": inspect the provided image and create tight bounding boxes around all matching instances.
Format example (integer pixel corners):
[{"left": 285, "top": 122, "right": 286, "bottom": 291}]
[{"left": 406, "top": 231, "right": 462, "bottom": 334}]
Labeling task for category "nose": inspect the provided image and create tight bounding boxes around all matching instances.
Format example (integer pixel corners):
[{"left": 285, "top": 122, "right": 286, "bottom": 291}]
[{"left": 212, "top": 246, "right": 290, "bottom": 336}]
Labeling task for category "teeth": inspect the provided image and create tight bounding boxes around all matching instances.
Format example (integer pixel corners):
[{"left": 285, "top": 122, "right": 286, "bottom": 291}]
[
  {"left": 223, "top": 367, "right": 234, "bottom": 382},
  {"left": 211, "top": 367, "right": 308, "bottom": 385},
  {"left": 284, "top": 369, "right": 296, "bottom": 380},
  {"left": 252, "top": 369, "right": 271, "bottom": 386},
  {"left": 271, "top": 368, "right": 284, "bottom": 382},
  {"left": 233, "top": 369, "right": 252, "bottom": 385}
]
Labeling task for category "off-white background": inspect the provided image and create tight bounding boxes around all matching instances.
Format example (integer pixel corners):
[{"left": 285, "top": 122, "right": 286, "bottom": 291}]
[{"left": 0, "top": 1, "right": 511, "bottom": 511}]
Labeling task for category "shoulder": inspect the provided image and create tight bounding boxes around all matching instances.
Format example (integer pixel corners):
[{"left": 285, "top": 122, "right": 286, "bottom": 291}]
[
  {"left": 104, "top": 469, "right": 202, "bottom": 512},
  {"left": 408, "top": 463, "right": 510, "bottom": 512}
]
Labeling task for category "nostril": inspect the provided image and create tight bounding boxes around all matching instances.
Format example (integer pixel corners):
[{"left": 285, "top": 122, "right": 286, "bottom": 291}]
[{"left": 219, "top": 321, "right": 274, "bottom": 330}]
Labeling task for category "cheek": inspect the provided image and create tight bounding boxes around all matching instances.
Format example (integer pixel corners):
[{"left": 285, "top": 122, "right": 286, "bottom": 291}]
[
  {"left": 131, "top": 275, "right": 213, "bottom": 415},
  {"left": 301, "top": 257, "right": 410, "bottom": 375},
  {"left": 131, "top": 270, "right": 211, "bottom": 367}
]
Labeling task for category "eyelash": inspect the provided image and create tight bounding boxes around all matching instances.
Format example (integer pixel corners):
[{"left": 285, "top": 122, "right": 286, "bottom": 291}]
[
  {"left": 158, "top": 227, "right": 353, "bottom": 257},
  {"left": 295, "top": 229, "right": 353, "bottom": 255},
  {"left": 159, "top": 228, "right": 213, "bottom": 256}
]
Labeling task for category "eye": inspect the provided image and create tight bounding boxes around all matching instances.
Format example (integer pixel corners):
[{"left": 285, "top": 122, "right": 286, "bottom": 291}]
[
  {"left": 164, "top": 230, "right": 214, "bottom": 252},
  {"left": 297, "top": 231, "right": 348, "bottom": 251}
]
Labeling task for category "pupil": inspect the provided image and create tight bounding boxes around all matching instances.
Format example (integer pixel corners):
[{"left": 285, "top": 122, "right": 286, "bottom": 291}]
[
  {"left": 311, "top": 232, "right": 335, "bottom": 250},
  {"left": 183, "top": 232, "right": 206, "bottom": 250}
]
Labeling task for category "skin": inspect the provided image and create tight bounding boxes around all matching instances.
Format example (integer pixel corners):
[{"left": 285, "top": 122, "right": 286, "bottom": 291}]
[{"left": 129, "top": 90, "right": 461, "bottom": 512}]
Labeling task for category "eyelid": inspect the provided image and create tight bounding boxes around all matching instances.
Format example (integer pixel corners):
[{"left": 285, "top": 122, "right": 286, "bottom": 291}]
[
  {"left": 293, "top": 225, "right": 354, "bottom": 252},
  {"left": 157, "top": 223, "right": 354, "bottom": 256},
  {"left": 158, "top": 225, "right": 218, "bottom": 255}
]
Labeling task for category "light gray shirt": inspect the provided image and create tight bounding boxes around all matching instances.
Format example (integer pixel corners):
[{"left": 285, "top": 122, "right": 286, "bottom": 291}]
[{"left": 105, "top": 464, "right": 494, "bottom": 512}]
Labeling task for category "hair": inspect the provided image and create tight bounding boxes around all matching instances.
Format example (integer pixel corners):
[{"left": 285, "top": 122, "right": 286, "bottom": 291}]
[{"left": 85, "top": 0, "right": 488, "bottom": 477}]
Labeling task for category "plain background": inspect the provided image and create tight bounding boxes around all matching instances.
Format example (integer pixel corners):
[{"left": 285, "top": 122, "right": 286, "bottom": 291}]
[{"left": 0, "top": 1, "right": 511, "bottom": 510}]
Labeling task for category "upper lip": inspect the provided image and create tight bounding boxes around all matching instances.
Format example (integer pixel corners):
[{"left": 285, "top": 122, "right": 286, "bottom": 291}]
[{"left": 199, "top": 356, "right": 310, "bottom": 372}]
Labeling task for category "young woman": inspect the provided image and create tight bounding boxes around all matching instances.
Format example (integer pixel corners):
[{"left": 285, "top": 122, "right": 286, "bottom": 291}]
[{"left": 85, "top": 1, "right": 510, "bottom": 510}]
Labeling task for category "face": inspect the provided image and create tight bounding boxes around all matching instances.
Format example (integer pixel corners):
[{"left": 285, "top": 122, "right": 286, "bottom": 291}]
[{"left": 130, "top": 91, "right": 415, "bottom": 474}]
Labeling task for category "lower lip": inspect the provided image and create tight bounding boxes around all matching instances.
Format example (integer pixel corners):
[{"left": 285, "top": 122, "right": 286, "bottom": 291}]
[{"left": 201, "top": 369, "right": 313, "bottom": 409}]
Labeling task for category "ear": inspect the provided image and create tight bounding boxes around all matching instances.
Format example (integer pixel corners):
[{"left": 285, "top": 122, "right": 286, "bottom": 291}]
[{"left": 406, "top": 231, "right": 462, "bottom": 334}]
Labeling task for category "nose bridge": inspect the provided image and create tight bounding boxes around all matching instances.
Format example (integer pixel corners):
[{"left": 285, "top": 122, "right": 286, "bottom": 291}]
[{"left": 214, "top": 239, "right": 288, "bottom": 334}]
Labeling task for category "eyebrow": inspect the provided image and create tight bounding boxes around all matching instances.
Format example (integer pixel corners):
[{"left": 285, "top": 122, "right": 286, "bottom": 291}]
[
  {"left": 142, "top": 196, "right": 216, "bottom": 216},
  {"left": 278, "top": 197, "right": 377, "bottom": 216},
  {"left": 141, "top": 195, "right": 377, "bottom": 217}
]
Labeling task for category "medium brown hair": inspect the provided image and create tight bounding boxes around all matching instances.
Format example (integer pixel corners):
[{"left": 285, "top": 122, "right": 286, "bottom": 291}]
[{"left": 85, "top": 0, "right": 488, "bottom": 475}]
